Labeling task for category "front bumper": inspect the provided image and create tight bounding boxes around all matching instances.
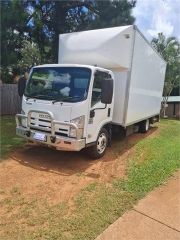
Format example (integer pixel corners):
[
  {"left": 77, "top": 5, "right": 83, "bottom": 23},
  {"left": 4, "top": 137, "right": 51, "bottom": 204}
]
[
  {"left": 15, "top": 110, "right": 85, "bottom": 151},
  {"left": 16, "top": 126, "right": 85, "bottom": 151}
]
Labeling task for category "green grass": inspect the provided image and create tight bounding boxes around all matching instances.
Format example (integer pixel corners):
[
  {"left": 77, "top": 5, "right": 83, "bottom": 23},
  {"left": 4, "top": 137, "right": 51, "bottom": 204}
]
[
  {"left": 114, "top": 120, "right": 180, "bottom": 199},
  {"left": 0, "top": 115, "right": 25, "bottom": 159},
  {"left": 0, "top": 119, "right": 180, "bottom": 239}
]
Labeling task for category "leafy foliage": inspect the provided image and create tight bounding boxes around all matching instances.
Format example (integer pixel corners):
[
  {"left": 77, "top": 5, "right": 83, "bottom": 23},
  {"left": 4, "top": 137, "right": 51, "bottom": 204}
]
[
  {"left": 88, "top": 0, "right": 136, "bottom": 29},
  {"left": 18, "top": 40, "right": 41, "bottom": 69},
  {"left": 1, "top": 0, "right": 136, "bottom": 82},
  {"left": 0, "top": 0, "right": 30, "bottom": 67},
  {"left": 152, "top": 33, "right": 180, "bottom": 115},
  {"left": 152, "top": 33, "right": 180, "bottom": 97}
]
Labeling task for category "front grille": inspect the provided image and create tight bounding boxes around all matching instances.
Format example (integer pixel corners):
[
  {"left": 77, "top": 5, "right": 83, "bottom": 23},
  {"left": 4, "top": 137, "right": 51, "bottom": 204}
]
[
  {"left": 30, "top": 127, "right": 51, "bottom": 133},
  {"left": 29, "top": 114, "right": 69, "bottom": 137},
  {"left": 39, "top": 118, "right": 51, "bottom": 123},
  {"left": 59, "top": 128, "right": 68, "bottom": 132},
  {"left": 39, "top": 124, "right": 51, "bottom": 128},
  {"left": 30, "top": 127, "right": 68, "bottom": 137}
]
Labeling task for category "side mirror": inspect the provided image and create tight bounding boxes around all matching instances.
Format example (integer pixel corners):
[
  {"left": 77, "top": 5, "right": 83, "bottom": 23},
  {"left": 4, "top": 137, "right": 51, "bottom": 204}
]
[{"left": 101, "top": 78, "right": 113, "bottom": 104}]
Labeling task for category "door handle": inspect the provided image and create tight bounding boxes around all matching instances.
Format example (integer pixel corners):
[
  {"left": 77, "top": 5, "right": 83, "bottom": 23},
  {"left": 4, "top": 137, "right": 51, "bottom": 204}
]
[
  {"left": 108, "top": 108, "right": 111, "bottom": 117},
  {"left": 90, "top": 110, "right": 95, "bottom": 118}
]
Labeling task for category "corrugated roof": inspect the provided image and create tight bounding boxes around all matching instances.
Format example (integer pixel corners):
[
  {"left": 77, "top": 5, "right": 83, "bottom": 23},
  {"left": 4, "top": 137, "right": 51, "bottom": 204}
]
[{"left": 166, "top": 96, "right": 180, "bottom": 102}]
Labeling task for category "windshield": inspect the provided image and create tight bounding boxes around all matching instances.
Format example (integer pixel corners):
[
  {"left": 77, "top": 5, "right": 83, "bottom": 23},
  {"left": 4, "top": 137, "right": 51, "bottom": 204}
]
[{"left": 24, "top": 67, "right": 91, "bottom": 102}]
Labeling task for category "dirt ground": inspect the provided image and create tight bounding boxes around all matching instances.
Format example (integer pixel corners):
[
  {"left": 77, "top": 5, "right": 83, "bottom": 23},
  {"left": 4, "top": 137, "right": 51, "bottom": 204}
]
[{"left": 0, "top": 127, "right": 158, "bottom": 207}]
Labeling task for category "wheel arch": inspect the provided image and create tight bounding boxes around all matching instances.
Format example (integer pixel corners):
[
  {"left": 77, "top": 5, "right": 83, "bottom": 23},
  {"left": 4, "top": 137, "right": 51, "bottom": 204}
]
[{"left": 86, "top": 121, "right": 112, "bottom": 148}]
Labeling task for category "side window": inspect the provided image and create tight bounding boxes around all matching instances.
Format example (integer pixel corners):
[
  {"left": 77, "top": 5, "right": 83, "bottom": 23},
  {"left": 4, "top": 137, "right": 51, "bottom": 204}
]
[{"left": 91, "top": 71, "right": 110, "bottom": 107}]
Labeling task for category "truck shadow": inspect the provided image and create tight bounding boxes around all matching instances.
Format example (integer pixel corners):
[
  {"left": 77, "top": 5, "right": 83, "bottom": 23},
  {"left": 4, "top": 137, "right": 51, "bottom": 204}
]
[{"left": 11, "top": 126, "right": 158, "bottom": 177}]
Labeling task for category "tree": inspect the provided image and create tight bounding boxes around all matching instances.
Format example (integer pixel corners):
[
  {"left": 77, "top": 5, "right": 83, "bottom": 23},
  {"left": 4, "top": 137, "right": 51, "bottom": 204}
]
[
  {"left": 50, "top": 0, "right": 136, "bottom": 61},
  {"left": 0, "top": 0, "right": 30, "bottom": 67},
  {"left": 1, "top": 0, "right": 136, "bottom": 82},
  {"left": 88, "top": 0, "right": 136, "bottom": 29},
  {"left": 44, "top": 0, "right": 97, "bottom": 62},
  {"left": 18, "top": 40, "right": 41, "bottom": 69},
  {"left": 152, "top": 33, "right": 180, "bottom": 117},
  {"left": 24, "top": 0, "right": 54, "bottom": 63},
  {"left": 0, "top": 0, "right": 31, "bottom": 82},
  {"left": 26, "top": 0, "right": 136, "bottom": 62}
]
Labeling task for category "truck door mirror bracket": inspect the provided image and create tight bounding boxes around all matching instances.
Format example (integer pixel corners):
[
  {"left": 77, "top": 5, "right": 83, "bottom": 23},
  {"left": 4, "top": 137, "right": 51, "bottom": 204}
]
[
  {"left": 90, "top": 103, "right": 108, "bottom": 118},
  {"left": 91, "top": 104, "right": 107, "bottom": 112}
]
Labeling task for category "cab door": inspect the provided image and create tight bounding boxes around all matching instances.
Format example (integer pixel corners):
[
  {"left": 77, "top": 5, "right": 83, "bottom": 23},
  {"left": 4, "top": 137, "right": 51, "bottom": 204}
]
[{"left": 86, "top": 70, "right": 113, "bottom": 144}]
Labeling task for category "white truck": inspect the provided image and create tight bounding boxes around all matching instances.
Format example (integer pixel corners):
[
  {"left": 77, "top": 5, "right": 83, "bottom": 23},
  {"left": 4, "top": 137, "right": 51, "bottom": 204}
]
[{"left": 16, "top": 25, "right": 166, "bottom": 159}]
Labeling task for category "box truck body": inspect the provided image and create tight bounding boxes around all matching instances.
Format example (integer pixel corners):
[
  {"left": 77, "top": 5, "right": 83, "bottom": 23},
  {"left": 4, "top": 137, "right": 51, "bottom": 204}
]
[
  {"left": 59, "top": 25, "right": 166, "bottom": 127},
  {"left": 16, "top": 25, "right": 166, "bottom": 158}
]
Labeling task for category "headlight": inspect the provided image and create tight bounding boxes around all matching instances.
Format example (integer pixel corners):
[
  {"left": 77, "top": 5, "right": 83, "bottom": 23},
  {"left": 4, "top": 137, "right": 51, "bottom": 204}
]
[
  {"left": 69, "top": 116, "right": 85, "bottom": 138},
  {"left": 69, "top": 128, "right": 77, "bottom": 138},
  {"left": 70, "top": 115, "right": 85, "bottom": 128}
]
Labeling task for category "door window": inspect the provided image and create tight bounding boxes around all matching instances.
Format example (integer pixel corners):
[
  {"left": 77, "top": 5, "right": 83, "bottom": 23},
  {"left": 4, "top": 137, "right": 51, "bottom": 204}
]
[{"left": 91, "top": 71, "right": 110, "bottom": 107}]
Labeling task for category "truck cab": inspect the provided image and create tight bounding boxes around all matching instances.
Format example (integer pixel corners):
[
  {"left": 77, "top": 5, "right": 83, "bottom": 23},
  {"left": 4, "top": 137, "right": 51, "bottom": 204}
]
[{"left": 16, "top": 64, "right": 114, "bottom": 158}]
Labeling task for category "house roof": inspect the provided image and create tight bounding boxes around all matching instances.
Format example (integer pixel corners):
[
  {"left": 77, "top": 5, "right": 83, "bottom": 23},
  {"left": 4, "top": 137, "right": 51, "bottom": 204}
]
[{"left": 167, "top": 96, "right": 180, "bottom": 102}]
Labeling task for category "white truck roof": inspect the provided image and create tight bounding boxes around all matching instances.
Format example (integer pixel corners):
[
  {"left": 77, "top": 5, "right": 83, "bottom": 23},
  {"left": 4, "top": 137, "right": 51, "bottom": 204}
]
[
  {"left": 33, "top": 64, "right": 112, "bottom": 75},
  {"left": 59, "top": 25, "right": 135, "bottom": 70}
]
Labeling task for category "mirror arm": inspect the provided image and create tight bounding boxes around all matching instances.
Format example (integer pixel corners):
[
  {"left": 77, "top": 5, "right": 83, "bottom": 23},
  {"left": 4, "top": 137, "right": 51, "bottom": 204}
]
[
  {"left": 93, "top": 104, "right": 107, "bottom": 111},
  {"left": 90, "top": 104, "right": 107, "bottom": 119}
]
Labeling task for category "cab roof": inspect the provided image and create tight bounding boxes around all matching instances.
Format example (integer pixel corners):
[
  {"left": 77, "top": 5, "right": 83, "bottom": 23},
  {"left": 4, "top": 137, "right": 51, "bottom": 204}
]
[{"left": 33, "top": 64, "right": 113, "bottom": 75}]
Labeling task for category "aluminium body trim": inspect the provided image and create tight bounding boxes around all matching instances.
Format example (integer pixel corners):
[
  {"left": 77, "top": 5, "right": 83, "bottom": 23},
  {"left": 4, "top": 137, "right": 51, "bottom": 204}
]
[
  {"left": 124, "top": 113, "right": 160, "bottom": 127},
  {"left": 112, "top": 113, "right": 160, "bottom": 127},
  {"left": 123, "top": 25, "right": 136, "bottom": 126}
]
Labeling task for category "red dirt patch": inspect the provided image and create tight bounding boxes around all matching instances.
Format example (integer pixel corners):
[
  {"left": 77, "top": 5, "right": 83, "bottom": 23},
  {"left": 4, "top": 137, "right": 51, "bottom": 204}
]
[{"left": 0, "top": 127, "right": 158, "bottom": 206}]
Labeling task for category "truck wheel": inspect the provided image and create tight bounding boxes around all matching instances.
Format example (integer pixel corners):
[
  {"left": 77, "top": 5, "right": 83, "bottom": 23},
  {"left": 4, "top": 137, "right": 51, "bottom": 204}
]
[
  {"left": 87, "top": 128, "right": 108, "bottom": 159},
  {"left": 139, "top": 119, "right": 150, "bottom": 133}
]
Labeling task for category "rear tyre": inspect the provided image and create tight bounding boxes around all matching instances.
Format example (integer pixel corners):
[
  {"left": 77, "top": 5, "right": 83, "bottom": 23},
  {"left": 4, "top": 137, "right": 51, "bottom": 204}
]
[
  {"left": 87, "top": 128, "right": 108, "bottom": 159},
  {"left": 139, "top": 119, "right": 150, "bottom": 133}
]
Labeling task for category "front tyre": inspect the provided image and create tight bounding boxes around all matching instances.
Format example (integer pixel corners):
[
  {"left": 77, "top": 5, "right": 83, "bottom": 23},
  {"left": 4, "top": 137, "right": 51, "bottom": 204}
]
[{"left": 87, "top": 128, "right": 108, "bottom": 159}]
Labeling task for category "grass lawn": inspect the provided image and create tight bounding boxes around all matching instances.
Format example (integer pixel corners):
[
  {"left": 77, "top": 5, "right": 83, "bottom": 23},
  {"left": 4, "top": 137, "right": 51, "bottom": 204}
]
[
  {"left": 0, "top": 115, "right": 25, "bottom": 159},
  {"left": 0, "top": 119, "right": 180, "bottom": 239}
]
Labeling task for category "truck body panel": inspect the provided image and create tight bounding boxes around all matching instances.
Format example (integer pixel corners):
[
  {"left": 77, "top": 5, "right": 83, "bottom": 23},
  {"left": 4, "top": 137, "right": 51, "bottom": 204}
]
[
  {"left": 58, "top": 26, "right": 166, "bottom": 127},
  {"left": 112, "top": 71, "right": 128, "bottom": 125},
  {"left": 124, "top": 30, "right": 166, "bottom": 126},
  {"left": 59, "top": 25, "right": 134, "bottom": 70}
]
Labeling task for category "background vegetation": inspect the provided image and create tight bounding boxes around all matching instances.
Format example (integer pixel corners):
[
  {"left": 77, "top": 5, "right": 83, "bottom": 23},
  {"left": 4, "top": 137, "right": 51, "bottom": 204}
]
[
  {"left": 0, "top": 0, "right": 136, "bottom": 82},
  {"left": 152, "top": 33, "right": 180, "bottom": 112},
  {"left": 0, "top": 0, "right": 179, "bottom": 99}
]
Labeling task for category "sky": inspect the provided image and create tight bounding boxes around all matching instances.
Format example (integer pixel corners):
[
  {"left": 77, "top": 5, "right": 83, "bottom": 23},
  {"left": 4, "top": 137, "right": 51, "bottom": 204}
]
[{"left": 133, "top": 0, "right": 180, "bottom": 40}]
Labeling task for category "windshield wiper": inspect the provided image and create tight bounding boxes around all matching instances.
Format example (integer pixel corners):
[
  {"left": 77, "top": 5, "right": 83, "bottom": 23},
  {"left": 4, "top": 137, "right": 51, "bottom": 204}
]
[
  {"left": 26, "top": 95, "right": 52, "bottom": 100},
  {"left": 52, "top": 96, "right": 82, "bottom": 104}
]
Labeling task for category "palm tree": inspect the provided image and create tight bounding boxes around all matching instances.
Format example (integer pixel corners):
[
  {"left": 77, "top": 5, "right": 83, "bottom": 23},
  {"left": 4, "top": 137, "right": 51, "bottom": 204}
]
[{"left": 152, "top": 33, "right": 180, "bottom": 117}]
